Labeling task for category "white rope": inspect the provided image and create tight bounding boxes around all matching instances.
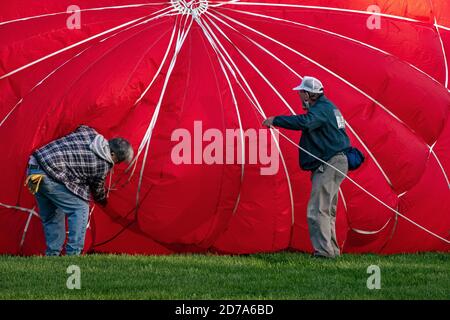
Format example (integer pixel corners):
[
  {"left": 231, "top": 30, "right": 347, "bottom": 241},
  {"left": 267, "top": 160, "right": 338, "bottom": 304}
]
[
  {"left": 344, "top": 122, "right": 393, "bottom": 187},
  {"left": 351, "top": 217, "right": 393, "bottom": 235},
  {"left": 341, "top": 184, "right": 398, "bottom": 239},
  {"left": 196, "top": 13, "right": 449, "bottom": 243},
  {"left": 216, "top": 0, "right": 450, "bottom": 32},
  {"left": 273, "top": 128, "right": 450, "bottom": 245},
  {"left": 29, "top": 8, "right": 177, "bottom": 148},
  {"left": 0, "top": 47, "right": 91, "bottom": 128},
  {"left": 0, "top": 7, "right": 175, "bottom": 129},
  {"left": 193, "top": 15, "right": 254, "bottom": 215},
  {"left": 134, "top": 15, "right": 194, "bottom": 210},
  {"left": 19, "top": 207, "right": 36, "bottom": 249},
  {"left": 24, "top": 11, "right": 176, "bottom": 193},
  {"left": 196, "top": 15, "right": 263, "bottom": 194},
  {"left": 209, "top": 10, "right": 415, "bottom": 133},
  {"left": 215, "top": 55, "right": 245, "bottom": 215},
  {"left": 428, "top": 0, "right": 448, "bottom": 89},
  {"left": 197, "top": 14, "right": 296, "bottom": 224},
  {"left": 434, "top": 17, "right": 449, "bottom": 88},
  {"left": 209, "top": 0, "right": 241, "bottom": 9},
  {"left": 124, "top": 18, "right": 181, "bottom": 182},
  {"left": 220, "top": 7, "right": 442, "bottom": 87},
  {"left": 134, "top": 16, "right": 181, "bottom": 106},
  {"left": 220, "top": 5, "right": 450, "bottom": 188},
  {"left": 98, "top": 6, "right": 177, "bottom": 43},
  {"left": 0, "top": 202, "right": 40, "bottom": 218},
  {"left": 0, "top": 6, "right": 175, "bottom": 80},
  {"left": 211, "top": 1, "right": 422, "bottom": 23},
  {"left": 338, "top": 188, "right": 347, "bottom": 211},
  {"left": 210, "top": 9, "right": 450, "bottom": 187},
  {"left": 212, "top": 0, "right": 450, "bottom": 89},
  {"left": 0, "top": 2, "right": 172, "bottom": 26},
  {"left": 135, "top": 13, "right": 190, "bottom": 149},
  {"left": 197, "top": 18, "right": 245, "bottom": 214},
  {"left": 204, "top": 16, "right": 302, "bottom": 81},
  {"left": 86, "top": 205, "right": 96, "bottom": 230},
  {"left": 203, "top": 13, "right": 414, "bottom": 235},
  {"left": 430, "top": 149, "right": 450, "bottom": 188},
  {"left": 204, "top": 13, "right": 296, "bottom": 115},
  {"left": 206, "top": 10, "right": 399, "bottom": 189}
]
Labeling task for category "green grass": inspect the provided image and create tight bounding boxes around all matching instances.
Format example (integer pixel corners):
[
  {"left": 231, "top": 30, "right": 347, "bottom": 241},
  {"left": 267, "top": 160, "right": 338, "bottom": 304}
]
[{"left": 0, "top": 252, "right": 448, "bottom": 299}]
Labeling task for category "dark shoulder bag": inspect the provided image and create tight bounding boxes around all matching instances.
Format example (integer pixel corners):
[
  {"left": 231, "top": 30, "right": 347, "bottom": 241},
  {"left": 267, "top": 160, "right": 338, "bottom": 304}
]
[{"left": 345, "top": 147, "right": 365, "bottom": 171}]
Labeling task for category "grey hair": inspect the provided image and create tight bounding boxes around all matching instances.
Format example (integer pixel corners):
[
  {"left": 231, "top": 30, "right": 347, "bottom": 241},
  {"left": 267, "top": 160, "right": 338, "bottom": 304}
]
[{"left": 109, "top": 138, "right": 133, "bottom": 163}]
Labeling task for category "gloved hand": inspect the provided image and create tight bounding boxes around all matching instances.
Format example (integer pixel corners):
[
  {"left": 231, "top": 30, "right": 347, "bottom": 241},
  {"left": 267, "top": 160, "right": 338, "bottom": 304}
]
[
  {"left": 96, "top": 197, "right": 108, "bottom": 207},
  {"left": 262, "top": 117, "right": 275, "bottom": 128}
]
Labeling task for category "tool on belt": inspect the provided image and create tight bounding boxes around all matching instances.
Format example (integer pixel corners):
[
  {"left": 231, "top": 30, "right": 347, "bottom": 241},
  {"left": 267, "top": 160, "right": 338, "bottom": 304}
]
[{"left": 24, "top": 174, "right": 45, "bottom": 195}]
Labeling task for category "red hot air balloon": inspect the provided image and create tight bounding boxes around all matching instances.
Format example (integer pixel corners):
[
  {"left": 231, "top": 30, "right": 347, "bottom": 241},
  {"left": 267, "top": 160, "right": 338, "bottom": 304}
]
[{"left": 0, "top": 0, "right": 449, "bottom": 256}]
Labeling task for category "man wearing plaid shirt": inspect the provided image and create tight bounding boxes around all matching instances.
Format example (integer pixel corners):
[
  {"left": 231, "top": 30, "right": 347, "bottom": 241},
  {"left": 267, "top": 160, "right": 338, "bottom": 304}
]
[{"left": 26, "top": 125, "right": 133, "bottom": 256}]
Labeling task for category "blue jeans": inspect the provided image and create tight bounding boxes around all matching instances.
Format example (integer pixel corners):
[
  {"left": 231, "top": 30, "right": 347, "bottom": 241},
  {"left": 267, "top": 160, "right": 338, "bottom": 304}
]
[{"left": 27, "top": 165, "right": 89, "bottom": 256}]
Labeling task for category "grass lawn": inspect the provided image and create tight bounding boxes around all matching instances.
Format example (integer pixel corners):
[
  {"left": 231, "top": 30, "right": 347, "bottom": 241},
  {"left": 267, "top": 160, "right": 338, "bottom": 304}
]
[{"left": 0, "top": 252, "right": 448, "bottom": 300}]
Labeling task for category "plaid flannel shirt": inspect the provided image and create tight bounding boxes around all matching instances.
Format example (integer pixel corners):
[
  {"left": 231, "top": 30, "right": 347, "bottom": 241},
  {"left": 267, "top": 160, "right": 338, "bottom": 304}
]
[{"left": 33, "top": 125, "right": 112, "bottom": 202}]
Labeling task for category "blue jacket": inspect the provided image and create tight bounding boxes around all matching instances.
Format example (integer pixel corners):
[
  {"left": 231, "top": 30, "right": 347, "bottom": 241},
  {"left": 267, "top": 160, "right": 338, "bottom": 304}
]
[{"left": 273, "top": 95, "right": 350, "bottom": 171}]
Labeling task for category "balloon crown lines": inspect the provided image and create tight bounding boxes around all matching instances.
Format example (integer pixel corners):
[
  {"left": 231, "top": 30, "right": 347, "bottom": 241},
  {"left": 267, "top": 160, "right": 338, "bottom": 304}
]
[
  {"left": 171, "top": 0, "right": 209, "bottom": 16},
  {"left": 171, "top": 121, "right": 280, "bottom": 175}
]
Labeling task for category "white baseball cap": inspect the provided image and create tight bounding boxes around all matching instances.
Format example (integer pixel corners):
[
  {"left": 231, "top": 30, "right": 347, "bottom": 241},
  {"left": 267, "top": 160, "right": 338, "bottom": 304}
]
[{"left": 293, "top": 76, "right": 324, "bottom": 94}]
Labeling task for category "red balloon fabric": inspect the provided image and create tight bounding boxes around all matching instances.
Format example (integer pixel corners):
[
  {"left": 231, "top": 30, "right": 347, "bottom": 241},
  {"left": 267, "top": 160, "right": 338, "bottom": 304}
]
[{"left": 0, "top": 0, "right": 449, "bottom": 255}]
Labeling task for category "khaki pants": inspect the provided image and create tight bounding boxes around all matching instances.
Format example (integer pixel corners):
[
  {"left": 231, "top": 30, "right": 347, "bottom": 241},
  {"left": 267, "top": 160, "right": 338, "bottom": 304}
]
[{"left": 307, "top": 153, "right": 348, "bottom": 258}]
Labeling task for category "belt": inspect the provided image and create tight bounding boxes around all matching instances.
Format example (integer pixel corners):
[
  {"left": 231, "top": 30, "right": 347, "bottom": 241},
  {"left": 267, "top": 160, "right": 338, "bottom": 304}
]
[{"left": 28, "top": 164, "right": 39, "bottom": 169}]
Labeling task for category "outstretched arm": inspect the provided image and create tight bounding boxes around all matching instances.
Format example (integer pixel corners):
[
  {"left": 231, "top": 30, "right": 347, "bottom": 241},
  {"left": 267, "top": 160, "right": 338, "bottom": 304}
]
[{"left": 263, "top": 109, "right": 325, "bottom": 131}]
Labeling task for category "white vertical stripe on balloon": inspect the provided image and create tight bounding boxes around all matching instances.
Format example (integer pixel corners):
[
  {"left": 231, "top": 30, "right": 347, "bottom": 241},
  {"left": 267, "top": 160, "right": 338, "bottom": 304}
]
[
  {"left": 124, "top": 18, "right": 181, "bottom": 183},
  {"left": 133, "top": 19, "right": 180, "bottom": 107},
  {"left": 195, "top": 14, "right": 251, "bottom": 190},
  {"left": 134, "top": 15, "right": 193, "bottom": 210},
  {"left": 216, "top": 57, "right": 245, "bottom": 215},
  {"left": 204, "top": 13, "right": 296, "bottom": 114},
  {"left": 197, "top": 16, "right": 295, "bottom": 224},
  {"left": 133, "top": 13, "right": 190, "bottom": 160},
  {"left": 197, "top": 26, "right": 245, "bottom": 215}
]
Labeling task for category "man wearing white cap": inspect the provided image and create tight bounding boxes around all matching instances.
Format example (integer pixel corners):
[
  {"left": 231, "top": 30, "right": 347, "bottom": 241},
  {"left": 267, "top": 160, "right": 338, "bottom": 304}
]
[{"left": 263, "top": 76, "right": 350, "bottom": 259}]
